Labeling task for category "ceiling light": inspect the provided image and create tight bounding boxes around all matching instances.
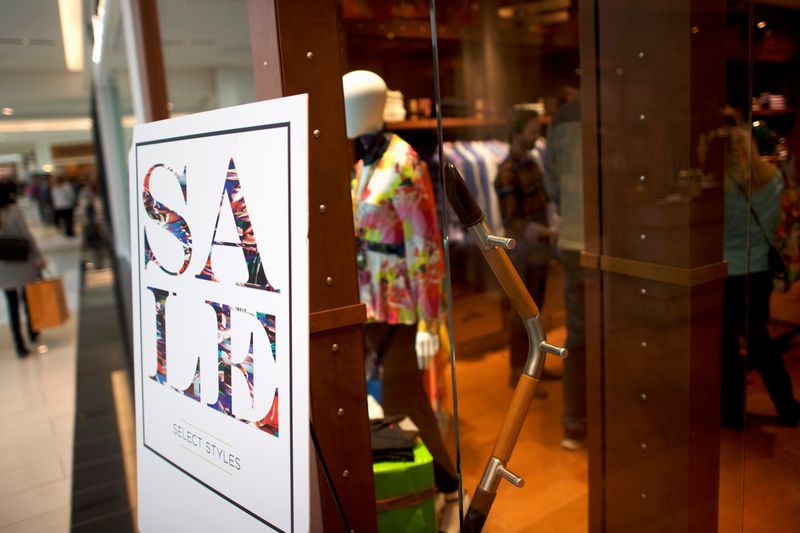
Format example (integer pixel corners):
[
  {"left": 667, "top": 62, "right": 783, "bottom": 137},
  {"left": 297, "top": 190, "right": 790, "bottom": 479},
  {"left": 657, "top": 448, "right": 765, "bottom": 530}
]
[
  {"left": 498, "top": 7, "right": 514, "bottom": 19},
  {"left": 42, "top": 164, "right": 54, "bottom": 173},
  {"left": 1, "top": 108, "right": 13, "bottom": 116},
  {"left": 0, "top": 116, "right": 141, "bottom": 134},
  {"left": 757, "top": 21, "right": 767, "bottom": 29},
  {"left": 92, "top": 0, "right": 106, "bottom": 65},
  {"left": 0, "top": 117, "right": 92, "bottom": 133},
  {"left": 58, "top": 0, "right": 84, "bottom": 72}
]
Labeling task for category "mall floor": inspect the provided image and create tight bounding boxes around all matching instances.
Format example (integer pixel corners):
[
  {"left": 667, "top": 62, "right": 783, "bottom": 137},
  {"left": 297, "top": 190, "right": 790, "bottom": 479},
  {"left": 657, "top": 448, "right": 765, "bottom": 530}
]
[
  {"left": 0, "top": 203, "right": 798, "bottom": 532},
  {"left": 0, "top": 206, "right": 81, "bottom": 532}
]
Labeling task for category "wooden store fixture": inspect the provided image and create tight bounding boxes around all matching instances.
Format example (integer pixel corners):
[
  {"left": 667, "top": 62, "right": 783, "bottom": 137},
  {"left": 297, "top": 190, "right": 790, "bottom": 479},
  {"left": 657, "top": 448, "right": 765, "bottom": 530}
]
[
  {"left": 580, "top": 0, "right": 727, "bottom": 531},
  {"left": 131, "top": 1, "right": 379, "bottom": 530},
  {"left": 247, "top": 1, "right": 379, "bottom": 531}
]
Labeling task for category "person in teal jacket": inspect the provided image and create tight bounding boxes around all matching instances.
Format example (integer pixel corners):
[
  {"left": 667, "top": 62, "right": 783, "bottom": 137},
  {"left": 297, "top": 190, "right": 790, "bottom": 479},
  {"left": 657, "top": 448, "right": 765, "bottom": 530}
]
[{"left": 721, "top": 114, "right": 799, "bottom": 428}]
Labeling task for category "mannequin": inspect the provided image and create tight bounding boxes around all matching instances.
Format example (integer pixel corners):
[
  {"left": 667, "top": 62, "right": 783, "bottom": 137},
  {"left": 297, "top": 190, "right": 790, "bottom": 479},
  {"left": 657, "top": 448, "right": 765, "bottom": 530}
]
[
  {"left": 343, "top": 70, "right": 461, "bottom": 528},
  {"left": 343, "top": 70, "right": 441, "bottom": 368}
]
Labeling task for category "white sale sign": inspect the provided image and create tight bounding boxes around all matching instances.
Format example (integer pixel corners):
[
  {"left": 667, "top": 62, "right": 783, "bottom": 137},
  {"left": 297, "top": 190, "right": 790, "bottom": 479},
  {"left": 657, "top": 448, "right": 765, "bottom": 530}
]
[{"left": 129, "top": 95, "right": 309, "bottom": 532}]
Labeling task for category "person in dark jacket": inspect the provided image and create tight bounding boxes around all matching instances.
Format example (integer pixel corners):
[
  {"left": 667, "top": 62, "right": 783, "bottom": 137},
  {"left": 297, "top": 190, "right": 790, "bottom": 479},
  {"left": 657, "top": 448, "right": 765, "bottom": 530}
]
[
  {"left": 495, "top": 107, "right": 558, "bottom": 384},
  {"left": 0, "top": 180, "right": 45, "bottom": 356}
]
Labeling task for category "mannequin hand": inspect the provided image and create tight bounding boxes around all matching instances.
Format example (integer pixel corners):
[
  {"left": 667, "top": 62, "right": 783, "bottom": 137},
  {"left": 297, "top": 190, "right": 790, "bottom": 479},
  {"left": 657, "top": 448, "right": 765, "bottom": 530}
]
[
  {"left": 524, "top": 222, "right": 549, "bottom": 243},
  {"left": 546, "top": 202, "right": 560, "bottom": 242},
  {"left": 415, "top": 331, "right": 440, "bottom": 370}
]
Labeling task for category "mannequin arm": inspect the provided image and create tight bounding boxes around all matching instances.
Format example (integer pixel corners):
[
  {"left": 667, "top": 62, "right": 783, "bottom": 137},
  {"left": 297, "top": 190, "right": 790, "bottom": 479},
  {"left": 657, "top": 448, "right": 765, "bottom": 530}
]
[{"left": 415, "top": 329, "right": 440, "bottom": 370}]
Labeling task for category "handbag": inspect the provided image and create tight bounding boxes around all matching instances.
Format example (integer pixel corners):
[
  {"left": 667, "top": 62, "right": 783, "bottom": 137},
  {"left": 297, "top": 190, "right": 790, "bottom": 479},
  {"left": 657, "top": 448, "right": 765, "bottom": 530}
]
[
  {"left": 0, "top": 236, "right": 31, "bottom": 261},
  {"left": 735, "top": 180, "right": 791, "bottom": 289},
  {"left": 24, "top": 275, "right": 69, "bottom": 331}
]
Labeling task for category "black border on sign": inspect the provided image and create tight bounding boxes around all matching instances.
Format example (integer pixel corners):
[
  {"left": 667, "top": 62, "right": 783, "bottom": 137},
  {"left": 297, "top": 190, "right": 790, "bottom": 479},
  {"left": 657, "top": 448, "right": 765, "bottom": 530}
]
[{"left": 135, "top": 122, "right": 294, "bottom": 532}]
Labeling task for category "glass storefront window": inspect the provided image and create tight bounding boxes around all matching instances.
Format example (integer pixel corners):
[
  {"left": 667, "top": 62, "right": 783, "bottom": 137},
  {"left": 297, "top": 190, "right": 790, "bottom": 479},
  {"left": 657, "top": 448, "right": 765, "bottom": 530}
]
[
  {"left": 426, "top": 1, "right": 777, "bottom": 531},
  {"left": 334, "top": 1, "right": 791, "bottom": 530},
  {"left": 105, "top": 1, "right": 800, "bottom": 530}
]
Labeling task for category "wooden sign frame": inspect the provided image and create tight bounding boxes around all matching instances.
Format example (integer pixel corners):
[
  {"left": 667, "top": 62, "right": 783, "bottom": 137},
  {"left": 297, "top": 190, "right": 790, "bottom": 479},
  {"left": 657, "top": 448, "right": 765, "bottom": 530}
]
[{"left": 132, "top": 0, "right": 377, "bottom": 530}]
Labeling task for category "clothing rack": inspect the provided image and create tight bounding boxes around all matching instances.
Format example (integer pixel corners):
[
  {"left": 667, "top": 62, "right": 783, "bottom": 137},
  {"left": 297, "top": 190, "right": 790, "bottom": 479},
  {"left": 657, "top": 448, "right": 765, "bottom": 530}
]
[{"left": 440, "top": 139, "right": 547, "bottom": 240}]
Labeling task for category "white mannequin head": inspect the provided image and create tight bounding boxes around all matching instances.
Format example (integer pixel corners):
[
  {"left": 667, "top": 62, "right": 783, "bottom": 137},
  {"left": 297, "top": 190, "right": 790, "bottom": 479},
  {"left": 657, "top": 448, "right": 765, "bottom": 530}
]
[{"left": 342, "top": 70, "right": 387, "bottom": 139}]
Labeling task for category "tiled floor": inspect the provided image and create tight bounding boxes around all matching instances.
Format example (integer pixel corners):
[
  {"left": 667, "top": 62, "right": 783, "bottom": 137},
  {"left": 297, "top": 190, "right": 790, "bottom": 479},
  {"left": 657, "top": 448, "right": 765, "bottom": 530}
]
[{"left": 0, "top": 205, "right": 81, "bottom": 533}]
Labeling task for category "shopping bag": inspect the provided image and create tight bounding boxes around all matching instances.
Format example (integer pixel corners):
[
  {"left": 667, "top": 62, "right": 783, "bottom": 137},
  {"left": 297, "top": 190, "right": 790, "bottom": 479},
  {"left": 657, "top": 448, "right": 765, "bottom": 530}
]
[{"left": 24, "top": 276, "right": 69, "bottom": 330}]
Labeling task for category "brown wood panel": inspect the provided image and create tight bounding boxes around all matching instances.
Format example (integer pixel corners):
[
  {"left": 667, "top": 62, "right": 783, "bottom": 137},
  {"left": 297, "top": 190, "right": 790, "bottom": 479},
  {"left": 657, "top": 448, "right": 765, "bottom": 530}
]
[
  {"left": 602, "top": 273, "right": 692, "bottom": 532},
  {"left": 689, "top": 1, "right": 726, "bottom": 268},
  {"left": 579, "top": 2, "right": 604, "bottom": 531},
  {"left": 597, "top": 1, "right": 693, "bottom": 268},
  {"left": 579, "top": 0, "right": 600, "bottom": 257},
  {"left": 247, "top": 1, "right": 377, "bottom": 531},
  {"left": 247, "top": 0, "right": 284, "bottom": 103},
  {"left": 598, "top": 277, "right": 721, "bottom": 533},
  {"left": 584, "top": 0, "right": 727, "bottom": 531},
  {"left": 584, "top": 269, "right": 605, "bottom": 533},
  {"left": 687, "top": 279, "right": 723, "bottom": 532},
  {"left": 131, "top": 0, "right": 169, "bottom": 121}
]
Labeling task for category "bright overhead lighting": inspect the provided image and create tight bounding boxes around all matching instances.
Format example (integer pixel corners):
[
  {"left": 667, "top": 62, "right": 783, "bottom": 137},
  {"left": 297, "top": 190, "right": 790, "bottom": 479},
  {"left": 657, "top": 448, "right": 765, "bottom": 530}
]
[
  {"left": 92, "top": 15, "right": 104, "bottom": 64},
  {"left": 0, "top": 116, "right": 141, "bottom": 133},
  {"left": 0, "top": 117, "right": 92, "bottom": 133},
  {"left": 58, "top": 0, "right": 84, "bottom": 72},
  {"left": 92, "top": 0, "right": 106, "bottom": 65},
  {"left": 757, "top": 21, "right": 767, "bottom": 29},
  {"left": 1, "top": 108, "right": 13, "bottom": 116}
]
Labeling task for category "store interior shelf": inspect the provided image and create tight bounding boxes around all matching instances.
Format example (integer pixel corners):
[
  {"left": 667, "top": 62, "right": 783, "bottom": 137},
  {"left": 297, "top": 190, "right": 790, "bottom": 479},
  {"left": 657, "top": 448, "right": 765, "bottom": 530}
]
[
  {"left": 386, "top": 117, "right": 504, "bottom": 130},
  {"left": 387, "top": 115, "right": 550, "bottom": 131},
  {"left": 753, "top": 107, "right": 797, "bottom": 118}
]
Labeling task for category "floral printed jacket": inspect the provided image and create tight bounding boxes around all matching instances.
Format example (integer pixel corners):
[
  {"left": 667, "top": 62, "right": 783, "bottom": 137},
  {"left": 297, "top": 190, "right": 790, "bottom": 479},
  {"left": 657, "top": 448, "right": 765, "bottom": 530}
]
[{"left": 351, "top": 134, "right": 444, "bottom": 333}]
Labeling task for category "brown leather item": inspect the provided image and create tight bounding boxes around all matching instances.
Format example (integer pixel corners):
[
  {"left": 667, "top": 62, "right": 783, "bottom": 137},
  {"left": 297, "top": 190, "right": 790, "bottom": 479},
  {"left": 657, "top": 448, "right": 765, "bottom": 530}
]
[
  {"left": 483, "top": 248, "right": 539, "bottom": 320},
  {"left": 375, "top": 487, "right": 436, "bottom": 513},
  {"left": 492, "top": 374, "right": 540, "bottom": 461}
]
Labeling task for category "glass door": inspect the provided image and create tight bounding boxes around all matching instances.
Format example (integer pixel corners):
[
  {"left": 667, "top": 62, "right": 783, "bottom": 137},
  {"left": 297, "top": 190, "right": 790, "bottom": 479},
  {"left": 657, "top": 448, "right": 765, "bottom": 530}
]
[{"left": 425, "top": 0, "right": 757, "bottom": 531}]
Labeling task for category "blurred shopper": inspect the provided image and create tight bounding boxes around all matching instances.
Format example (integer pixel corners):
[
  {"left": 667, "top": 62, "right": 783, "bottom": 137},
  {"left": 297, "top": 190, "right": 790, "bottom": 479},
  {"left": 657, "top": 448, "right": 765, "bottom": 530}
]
[
  {"left": 80, "top": 180, "right": 106, "bottom": 269},
  {"left": 543, "top": 92, "right": 586, "bottom": 450},
  {"left": 30, "top": 173, "right": 50, "bottom": 223},
  {"left": 495, "top": 106, "right": 558, "bottom": 385},
  {"left": 0, "top": 179, "right": 45, "bottom": 357},
  {"left": 721, "top": 108, "right": 800, "bottom": 428},
  {"left": 52, "top": 176, "right": 76, "bottom": 237},
  {"left": 38, "top": 174, "right": 54, "bottom": 224}
]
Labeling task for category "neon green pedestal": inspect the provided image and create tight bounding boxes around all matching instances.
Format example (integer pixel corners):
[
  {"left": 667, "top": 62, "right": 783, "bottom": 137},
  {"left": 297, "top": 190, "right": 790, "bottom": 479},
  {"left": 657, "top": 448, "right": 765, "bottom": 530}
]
[{"left": 373, "top": 440, "right": 436, "bottom": 532}]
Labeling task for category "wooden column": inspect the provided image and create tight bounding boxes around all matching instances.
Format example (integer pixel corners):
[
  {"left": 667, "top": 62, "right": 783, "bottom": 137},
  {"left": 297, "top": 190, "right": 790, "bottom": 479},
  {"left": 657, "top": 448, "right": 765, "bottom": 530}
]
[
  {"left": 129, "top": 0, "right": 169, "bottom": 121},
  {"left": 248, "top": 1, "right": 378, "bottom": 532},
  {"left": 580, "top": 1, "right": 727, "bottom": 531}
]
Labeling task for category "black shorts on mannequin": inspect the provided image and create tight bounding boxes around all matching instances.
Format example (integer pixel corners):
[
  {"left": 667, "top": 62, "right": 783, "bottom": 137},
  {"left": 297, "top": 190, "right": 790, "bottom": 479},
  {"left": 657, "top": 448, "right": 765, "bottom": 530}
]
[{"left": 364, "top": 322, "right": 459, "bottom": 493}]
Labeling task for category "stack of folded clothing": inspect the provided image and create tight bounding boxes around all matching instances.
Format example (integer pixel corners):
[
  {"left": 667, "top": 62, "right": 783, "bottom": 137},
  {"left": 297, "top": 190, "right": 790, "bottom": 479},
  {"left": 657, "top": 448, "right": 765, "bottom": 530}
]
[
  {"left": 383, "top": 90, "right": 407, "bottom": 122},
  {"left": 770, "top": 94, "right": 786, "bottom": 110},
  {"left": 370, "top": 415, "right": 418, "bottom": 463}
]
